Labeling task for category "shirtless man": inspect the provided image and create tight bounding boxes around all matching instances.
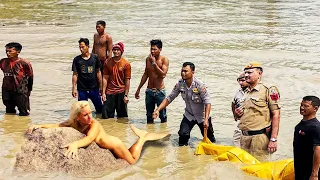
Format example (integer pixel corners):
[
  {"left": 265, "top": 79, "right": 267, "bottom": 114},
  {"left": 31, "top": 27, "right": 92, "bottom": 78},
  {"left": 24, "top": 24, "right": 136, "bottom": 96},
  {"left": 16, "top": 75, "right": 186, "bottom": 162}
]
[
  {"left": 92, "top": 20, "right": 113, "bottom": 70},
  {"left": 135, "top": 40, "right": 169, "bottom": 124}
]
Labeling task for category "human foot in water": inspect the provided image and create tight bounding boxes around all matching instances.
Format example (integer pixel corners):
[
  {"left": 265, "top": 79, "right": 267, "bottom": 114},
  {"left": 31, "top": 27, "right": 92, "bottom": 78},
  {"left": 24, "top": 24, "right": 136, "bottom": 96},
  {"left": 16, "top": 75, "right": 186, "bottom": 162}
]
[{"left": 129, "top": 124, "right": 169, "bottom": 141}]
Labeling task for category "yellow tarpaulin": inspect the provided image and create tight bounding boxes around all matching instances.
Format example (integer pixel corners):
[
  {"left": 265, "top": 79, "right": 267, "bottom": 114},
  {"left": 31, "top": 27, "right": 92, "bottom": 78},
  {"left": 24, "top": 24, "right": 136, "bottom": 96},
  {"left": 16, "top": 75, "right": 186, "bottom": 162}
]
[
  {"left": 195, "top": 130, "right": 294, "bottom": 180},
  {"left": 241, "top": 159, "right": 294, "bottom": 180}
]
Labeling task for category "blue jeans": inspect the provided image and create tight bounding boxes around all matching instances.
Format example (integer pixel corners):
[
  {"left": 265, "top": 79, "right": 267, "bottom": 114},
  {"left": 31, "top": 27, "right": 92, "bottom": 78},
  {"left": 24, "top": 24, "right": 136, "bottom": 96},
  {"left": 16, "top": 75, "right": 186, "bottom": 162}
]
[
  {"left": 78, "top": 88, "right": 102, "bottom": 113},
  {"left": 145, "top": 88, "right": 167, "bottom": 123}
]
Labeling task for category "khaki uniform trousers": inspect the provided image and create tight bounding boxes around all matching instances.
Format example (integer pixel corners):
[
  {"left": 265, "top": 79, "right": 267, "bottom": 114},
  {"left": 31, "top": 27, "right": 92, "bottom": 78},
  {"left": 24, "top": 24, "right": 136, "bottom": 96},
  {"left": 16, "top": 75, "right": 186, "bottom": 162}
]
[{"left": 240, "top": 133, "right": 269, "bottom": 159}]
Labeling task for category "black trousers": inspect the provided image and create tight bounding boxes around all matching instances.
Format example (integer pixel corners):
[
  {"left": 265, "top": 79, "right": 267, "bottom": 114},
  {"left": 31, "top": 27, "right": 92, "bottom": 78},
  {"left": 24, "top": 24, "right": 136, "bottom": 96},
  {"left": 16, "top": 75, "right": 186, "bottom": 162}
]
[
  {"left": 2, "top": 89, "right": 29, "bottom": 116},
  {"left": 102, "top": 92, "right": 128, "bottom": 119},
  {"left": 178, "top": 116, "right": 216, "bottom": 146}
]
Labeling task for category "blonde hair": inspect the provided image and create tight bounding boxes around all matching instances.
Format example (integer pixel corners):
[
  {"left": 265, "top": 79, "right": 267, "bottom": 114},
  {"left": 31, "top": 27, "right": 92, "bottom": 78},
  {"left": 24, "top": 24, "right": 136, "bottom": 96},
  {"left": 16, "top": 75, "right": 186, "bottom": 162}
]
[{"left": 66, "top": 101, "right": 90, "bottom": 131}]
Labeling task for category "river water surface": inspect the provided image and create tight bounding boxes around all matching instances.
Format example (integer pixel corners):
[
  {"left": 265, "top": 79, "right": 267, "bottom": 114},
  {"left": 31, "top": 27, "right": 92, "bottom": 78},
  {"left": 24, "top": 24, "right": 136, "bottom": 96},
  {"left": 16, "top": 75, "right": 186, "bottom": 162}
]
[{"left": 0, "top": 0, "right": 320, "bottom": 179}]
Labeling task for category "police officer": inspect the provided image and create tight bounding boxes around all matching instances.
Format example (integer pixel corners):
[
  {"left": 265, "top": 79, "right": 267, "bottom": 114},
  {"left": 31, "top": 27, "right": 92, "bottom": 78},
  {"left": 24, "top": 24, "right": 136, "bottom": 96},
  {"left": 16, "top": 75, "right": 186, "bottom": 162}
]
[
  {"left": 153, "top": 62, "right": 216, "bottom": 146},
  {"left": 231, "top": 72, "right": 249, "bottom": 147},
  {"left": 235, "top": 61, "right": 280, "bottom": 155}
]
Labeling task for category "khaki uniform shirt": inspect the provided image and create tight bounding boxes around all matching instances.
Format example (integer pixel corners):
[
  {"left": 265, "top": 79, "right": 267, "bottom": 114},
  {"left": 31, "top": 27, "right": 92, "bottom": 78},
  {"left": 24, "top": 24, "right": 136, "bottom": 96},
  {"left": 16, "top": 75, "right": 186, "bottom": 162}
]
[
  {"left": 166, "top": 77, "right": 210, "bottom": 123},
  {"left": 239, "top": 82, "right": 280, "bottom": 131}
]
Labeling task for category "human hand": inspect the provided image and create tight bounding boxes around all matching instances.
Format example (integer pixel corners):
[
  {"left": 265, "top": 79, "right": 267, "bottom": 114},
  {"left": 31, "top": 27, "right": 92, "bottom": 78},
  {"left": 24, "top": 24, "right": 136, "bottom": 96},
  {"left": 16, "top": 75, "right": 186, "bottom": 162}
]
[
  {"left": 124, "top": 96, "right": 129, "bottom": 104},
  {"left": 62, "top": 142, "right": 79, "bottom": 159},
  {"left": 148, "top": 53, "right": 156, "bottom": 64},
  {"left": 27, "top": 124, "right": 41, "bottom": 134},
  {"left": 135, "top": 89, "right": 140, "bottom": 99},
  {"left": 235, "top": 107, "right": 244, "bottom": 118},
  {"left": 203, "top": 120, "right": 208, "bottom": 129},
  {"left": 268, "top": 141, "right": 277, "bottom": 153},
  {"left": 102, "top": 94, "right": 107, "bottom": 102},
  {"left": 152, "top": 109, "right": 159, "bottom": 119},
  {"left": 72, "top": 89, "right": 77, "bottom": 98}
]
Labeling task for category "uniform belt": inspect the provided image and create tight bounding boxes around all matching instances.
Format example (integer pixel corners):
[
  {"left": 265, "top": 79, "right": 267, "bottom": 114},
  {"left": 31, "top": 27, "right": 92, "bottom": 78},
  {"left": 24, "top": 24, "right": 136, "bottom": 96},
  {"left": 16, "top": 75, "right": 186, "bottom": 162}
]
[{"left": 242, "top": 128, "right": 266, "bottom": 136}]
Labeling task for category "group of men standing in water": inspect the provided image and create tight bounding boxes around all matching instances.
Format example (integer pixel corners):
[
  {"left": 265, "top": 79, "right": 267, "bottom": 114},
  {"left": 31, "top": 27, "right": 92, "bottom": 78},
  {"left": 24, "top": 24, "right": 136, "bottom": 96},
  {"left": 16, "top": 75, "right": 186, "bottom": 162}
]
[
  {"left": 80, "top": 20, "right": 216, "bottom": 146},
  {"left": 1, "top": 19, "right": 320, "bottom": 179}
]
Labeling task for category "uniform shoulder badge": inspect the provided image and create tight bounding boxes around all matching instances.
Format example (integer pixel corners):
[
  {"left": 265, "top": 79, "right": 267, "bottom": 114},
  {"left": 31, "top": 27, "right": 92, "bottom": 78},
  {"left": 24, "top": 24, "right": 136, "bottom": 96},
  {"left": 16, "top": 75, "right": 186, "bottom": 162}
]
[
  {"left": 199, "top": 85, "right": 207, "bottom": 93},
  {"left": 269, "top": 86, "right": 280, "bottom": 101}
]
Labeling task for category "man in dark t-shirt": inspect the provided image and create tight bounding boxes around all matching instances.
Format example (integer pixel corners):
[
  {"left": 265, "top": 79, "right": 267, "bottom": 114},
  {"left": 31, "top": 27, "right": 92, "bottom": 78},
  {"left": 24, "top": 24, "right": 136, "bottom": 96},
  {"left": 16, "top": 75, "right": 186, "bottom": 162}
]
[
  {"left": 293, "top": 96, "right": 320, "bottom": 180},
  {"left": 72, "top": 38, "right": 102, "bottom": 113}
]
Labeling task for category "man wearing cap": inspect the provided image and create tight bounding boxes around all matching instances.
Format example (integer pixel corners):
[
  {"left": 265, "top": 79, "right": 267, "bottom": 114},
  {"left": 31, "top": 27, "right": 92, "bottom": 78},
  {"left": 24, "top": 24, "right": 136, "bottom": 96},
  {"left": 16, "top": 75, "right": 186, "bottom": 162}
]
[
  {"left": 231, "top": 72, "right": 249, "bottom": 147},
  {"left": 235, "top": 61, "right": 280, "bottom": 156},
  {"left": 135, "top": 39, "right": 169, "bottom": 124},
  {"left": 102, "top": 42, "right": 131, "bottom": 119},
  {"left": 152, "top": 62, "right": 216, "bottom": 146}
]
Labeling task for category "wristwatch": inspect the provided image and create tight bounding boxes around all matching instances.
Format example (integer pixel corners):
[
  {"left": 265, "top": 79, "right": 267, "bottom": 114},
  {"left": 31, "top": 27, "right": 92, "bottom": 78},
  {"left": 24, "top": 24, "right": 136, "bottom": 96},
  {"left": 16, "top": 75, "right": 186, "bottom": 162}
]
[
  {"left": 270, "top": 137, "right": 277, "bottom": 142},
  {"left": 151, "top": 61, "right": 156, "bottom": 66},
  {"left": 124, "top": 94, "right": 128, "bottom": 97}
]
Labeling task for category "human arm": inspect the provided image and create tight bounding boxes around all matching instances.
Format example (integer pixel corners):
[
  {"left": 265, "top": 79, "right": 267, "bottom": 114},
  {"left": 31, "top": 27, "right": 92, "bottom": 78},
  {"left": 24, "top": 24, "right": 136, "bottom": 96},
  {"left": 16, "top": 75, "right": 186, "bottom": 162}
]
[
  {"left": 124, "top": 78, "right": 130, "bottom": 104},
  {"left": 27, "top": 122, "right": 69, "bottom": 134},
  {"left": 97, "top": 70, "right": 102, "bottom": 93},
  {"left": 122, "top": 63, "right": 131, "bottom": 103},
  {"left": 267, "top": 86, "right": 281, "bottom": 153},
  {"left": 153, "top": 98, "right": 169, "bottom": 119},
  {"left": 231, "top": 102, "right": 237, "bottom": 121},
  {"left": 106, "top": 35, "right": 113, "bottom": 59},
  {"left": 267, "top": 109, "right": 280, "bottom": 153},
  {"left": 72, "top": 72, "right": 78, "bottom": 98},
  {"left": 203, "top": 103, "right": 211, "bottom": 129},
  {"left": 198, "top": 84, "right": 211, "bottom": 128},
  {"left": 153, "top": 82, "right": 180, "bottom": 118},
  {"left": 25, "top": 61, "right": 33, "bottom": 93},
  {"left": 92, "top": 34, "right": 96, "bottom": 54},
  {"left": 310, "top": 146, "right": 320, "bottom": 179},
  {"left": 102, "top": 74, "right": 109, "bottom": 101},
  {"left": 135, "top": 65, "right": 148, "bottom": 99},
  {"left": 149, "top": 55, "right": 169, "bottom": 78},
  {"left": 96, "top": 56, "right": 102, "bottom": 93},
  {"left": 62, "top": 120, "right": 100, "bottom": 159}
]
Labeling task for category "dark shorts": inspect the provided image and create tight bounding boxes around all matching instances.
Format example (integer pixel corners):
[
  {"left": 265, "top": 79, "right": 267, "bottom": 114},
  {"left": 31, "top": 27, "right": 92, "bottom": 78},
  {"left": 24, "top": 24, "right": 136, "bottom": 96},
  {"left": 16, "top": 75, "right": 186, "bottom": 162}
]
[
  {"left": 2, "top": 89, "right": 30, "bottom": 116},
  {"left": 145, "top": 88, "right": 167, "bottom": 123},
  {"left": 178, "top": 116, "right": 216, "bottom": 146},
  {"left": 78, "top": 88, "right": 102, "bottom": 113},
  {"left": 102, "top": 92, "right": 128, "bottom": 119}
]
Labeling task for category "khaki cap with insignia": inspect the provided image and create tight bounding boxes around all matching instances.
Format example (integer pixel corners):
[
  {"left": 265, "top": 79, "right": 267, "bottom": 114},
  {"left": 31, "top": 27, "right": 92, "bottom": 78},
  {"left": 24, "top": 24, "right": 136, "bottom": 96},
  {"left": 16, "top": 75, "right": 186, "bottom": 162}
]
[{"left": 244, "top": 61, "right": 263, "bottom": 70}]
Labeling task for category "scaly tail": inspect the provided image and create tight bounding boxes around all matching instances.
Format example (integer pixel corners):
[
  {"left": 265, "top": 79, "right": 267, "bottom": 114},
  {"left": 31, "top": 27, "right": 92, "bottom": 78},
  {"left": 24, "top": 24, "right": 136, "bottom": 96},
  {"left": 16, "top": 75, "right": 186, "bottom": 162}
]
[{"left": 129, "top": 124, "right": 169, "bottom": 141}]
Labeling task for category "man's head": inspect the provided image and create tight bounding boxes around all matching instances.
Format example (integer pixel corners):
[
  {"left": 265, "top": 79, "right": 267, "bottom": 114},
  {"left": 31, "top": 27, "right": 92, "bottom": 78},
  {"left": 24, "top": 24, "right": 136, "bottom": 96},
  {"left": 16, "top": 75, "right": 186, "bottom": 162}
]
[
  {"left": 96, "top": 20, "right": 106, "bottom": 34},
  {"left": 150, "top": 39, "right": 162, "bottom": 57},
  {"left": 112, "top": 42, "right": 124, "bottom": 57},
  {"left": 78, "top": 38, "right": 89, "bottom": 55},
  {"left": 300, "top": 96, "right": 320, "bottom": 117},
  {"left": 237, "top": 72, "right": 249, "bottom": 90},
  {"left": 244, "top": 61, "right": 263, "bottom": 85},
  {"left": 181, "top": 62, "right": 195, "bottom": 80},
  {"left": 5, "top": 42, "right": 22, "bottom": 59}
]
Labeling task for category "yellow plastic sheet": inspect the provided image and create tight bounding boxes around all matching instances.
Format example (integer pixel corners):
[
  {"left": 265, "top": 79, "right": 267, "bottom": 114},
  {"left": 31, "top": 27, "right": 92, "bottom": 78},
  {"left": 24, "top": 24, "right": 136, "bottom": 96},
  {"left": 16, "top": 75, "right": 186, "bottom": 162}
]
[
  {"left": 241, "top": 159, "right": 294, "bottom": 180},
  {"left": 195, "top": 131, "right": 294, "bottom": 180}
]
